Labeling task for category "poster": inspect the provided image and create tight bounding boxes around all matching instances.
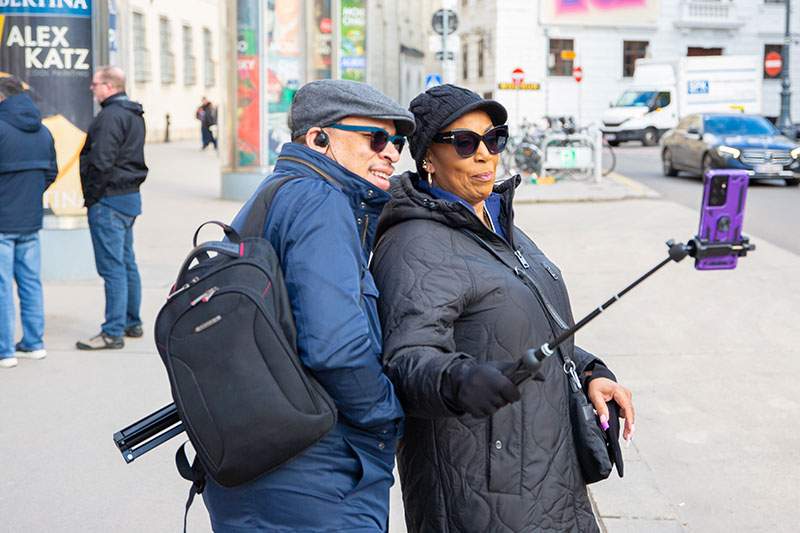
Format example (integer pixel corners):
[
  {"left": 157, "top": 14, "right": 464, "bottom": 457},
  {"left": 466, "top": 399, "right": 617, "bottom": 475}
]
[
  {"left": 541, "top": 0, "right": 659, "bottom": 27},
  {"left": 236, "top": 0, "right": 260, "bottom": 167},
  {"left": 340, "top": 0, "right": 366, "bottom": 82},
  {"left": 310, "top": 0, "right": 332, "bottom": 81},
  {"left": 0, "top": 0, "right": 93, "bottom": 216},
  {"left": 266, "top": 0, "right": 302, "bottom": 165}
]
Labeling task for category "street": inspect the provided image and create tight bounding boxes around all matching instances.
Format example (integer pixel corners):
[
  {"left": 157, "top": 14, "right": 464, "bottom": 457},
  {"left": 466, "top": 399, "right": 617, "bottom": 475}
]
[
  {"left": 1, "top": 142, "right": 799, "bottom": 532},
  {"left": 613, "top": 145, "right": 800, "bottom": 255}
]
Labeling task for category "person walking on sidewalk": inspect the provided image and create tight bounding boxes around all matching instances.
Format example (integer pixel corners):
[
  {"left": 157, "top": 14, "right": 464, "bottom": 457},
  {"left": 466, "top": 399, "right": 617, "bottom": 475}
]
[
  {"left": 203, "top": 80, "right": 414, "bottom": 532},
  {"left": 371, "top": 85, "right": 636, "bottom": 532},
  {"left": 0, "top": 76, "right": 58, "bottom": 369},
  {"left": 77, "top": 66, "right": 148, "bottom": 351},
  {"left": 195, "top": 97, "right": 217, "bottom": 151}
]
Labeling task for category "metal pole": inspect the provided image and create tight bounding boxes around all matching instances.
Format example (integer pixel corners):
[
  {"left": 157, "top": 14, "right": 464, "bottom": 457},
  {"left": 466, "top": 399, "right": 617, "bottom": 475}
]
[
  {"left": 441, "top": 6, "right": 448, "bottom": 82},
  {"left": 778, "top": 0, "right": 795, "bottom": 137}
]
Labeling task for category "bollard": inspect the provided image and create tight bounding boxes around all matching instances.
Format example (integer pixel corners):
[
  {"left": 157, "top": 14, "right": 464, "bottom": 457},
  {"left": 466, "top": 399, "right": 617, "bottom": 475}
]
[{"left": 164, "top": 113, "right": 171, "bottom": 143}]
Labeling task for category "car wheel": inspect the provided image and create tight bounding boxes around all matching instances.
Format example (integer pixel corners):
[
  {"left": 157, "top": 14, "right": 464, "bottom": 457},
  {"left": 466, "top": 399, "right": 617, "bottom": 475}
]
[
  {"left": 701, "top": 153, "right": 713, "bottom": 179},
  {"left": 607, "top": 140, "right": 620, "bottom": 147},
  {"left": 785, "top": 178, "right": 800, "bottom": 187},
  {"left": 642, "top": 128, "right": 658, "bottom": 147},
  {"left": 662, "top": 148, "right": 678, "bottom": 177}
]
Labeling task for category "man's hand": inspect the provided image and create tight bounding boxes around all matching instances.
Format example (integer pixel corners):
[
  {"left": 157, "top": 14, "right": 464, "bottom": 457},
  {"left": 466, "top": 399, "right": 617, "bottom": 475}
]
[{"left": 587, "top": 377, "right": 635, "bottom": 443}]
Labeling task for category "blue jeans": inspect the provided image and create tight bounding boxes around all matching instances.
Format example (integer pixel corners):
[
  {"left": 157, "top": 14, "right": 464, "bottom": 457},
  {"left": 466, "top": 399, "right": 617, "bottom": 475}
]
[
  {"left": 0, "top": 232, "right": 45, "bottom": 359},
  {"left": 87, "top": 203, "right": 142, "bottom": 337}
]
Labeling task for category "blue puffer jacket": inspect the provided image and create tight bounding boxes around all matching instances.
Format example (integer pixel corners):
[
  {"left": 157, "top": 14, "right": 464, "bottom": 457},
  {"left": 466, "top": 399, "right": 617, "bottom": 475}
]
[
  {"left": 0, "top": 93, "right": 58, "bottom": 234},
  {"left": 202, "top": 143, "right": 405, "bottom": 532}
]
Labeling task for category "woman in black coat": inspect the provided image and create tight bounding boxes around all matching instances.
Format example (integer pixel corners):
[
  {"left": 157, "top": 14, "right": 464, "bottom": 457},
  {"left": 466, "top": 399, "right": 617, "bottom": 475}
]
[{"left": 371, "top": 85, "right": 636, "bottom": 532}]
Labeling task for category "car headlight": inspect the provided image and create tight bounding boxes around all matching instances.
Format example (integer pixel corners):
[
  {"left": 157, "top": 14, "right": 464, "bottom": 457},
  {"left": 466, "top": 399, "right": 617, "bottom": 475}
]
[
  {"left": 716, "top": 145, "right": 741, "bottom": 158},
  {"left": 791, "top": 147, "right": 800, "bottom": 160}
]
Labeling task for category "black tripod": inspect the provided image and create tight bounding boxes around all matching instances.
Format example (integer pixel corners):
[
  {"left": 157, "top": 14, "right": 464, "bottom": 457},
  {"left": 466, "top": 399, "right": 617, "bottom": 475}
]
[{"left": 113, "top": 236, "right": 755, "bottom": 463}]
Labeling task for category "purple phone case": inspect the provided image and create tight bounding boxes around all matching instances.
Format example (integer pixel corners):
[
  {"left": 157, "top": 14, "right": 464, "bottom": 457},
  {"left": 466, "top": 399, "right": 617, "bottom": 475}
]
[{"left": 696, "top": 169, "right": 749, "bottom": 270}]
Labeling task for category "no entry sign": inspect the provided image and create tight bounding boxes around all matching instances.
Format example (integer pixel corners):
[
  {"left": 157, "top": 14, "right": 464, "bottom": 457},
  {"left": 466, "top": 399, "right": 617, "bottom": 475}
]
[
  {"left": 511, "top": 68, "right": 525, "bottom": 87},
  {"left": 573, "top": 66, "right": 583, "bottom": 83},
  {"left": 765, "top": 51, "right": 782, "bottom": 78}
]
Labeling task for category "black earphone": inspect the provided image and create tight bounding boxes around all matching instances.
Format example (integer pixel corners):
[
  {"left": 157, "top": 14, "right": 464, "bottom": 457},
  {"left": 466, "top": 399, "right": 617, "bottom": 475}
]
[{"left": 314, "top": 130, "right": 329, "bottom": 148}]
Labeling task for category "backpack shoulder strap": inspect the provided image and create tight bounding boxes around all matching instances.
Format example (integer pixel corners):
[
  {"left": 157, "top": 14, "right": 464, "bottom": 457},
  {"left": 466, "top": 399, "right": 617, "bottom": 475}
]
[
  {"left": 176, "top": 442, "right": 206, "bottom": 533},
  {"left": 238, "top": 175, "right": 304, "bottom": 239}
]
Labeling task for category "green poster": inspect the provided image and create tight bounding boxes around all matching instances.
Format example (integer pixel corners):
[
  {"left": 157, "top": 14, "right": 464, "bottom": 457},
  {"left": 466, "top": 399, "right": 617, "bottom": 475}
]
[{"left": 339, "top": 0, "right": 366, "bottom": 81}]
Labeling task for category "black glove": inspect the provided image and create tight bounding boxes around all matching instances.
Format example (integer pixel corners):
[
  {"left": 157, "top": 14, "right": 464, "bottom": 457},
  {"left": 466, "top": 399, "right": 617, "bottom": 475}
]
[{"left": 443, "top": 360, "right": 522, "bottom": 417}]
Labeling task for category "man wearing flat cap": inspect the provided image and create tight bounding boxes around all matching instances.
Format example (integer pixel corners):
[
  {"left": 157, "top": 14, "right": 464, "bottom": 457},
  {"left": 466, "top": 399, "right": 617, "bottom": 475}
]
[{"left": 203, "top": 80, "right": 414, "bottom": 532}]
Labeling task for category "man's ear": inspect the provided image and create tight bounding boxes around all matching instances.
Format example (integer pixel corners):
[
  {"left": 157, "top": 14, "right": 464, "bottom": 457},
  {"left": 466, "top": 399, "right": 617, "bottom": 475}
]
[{"left": 305, "top": 128, "right": 328, "bottom": 154}]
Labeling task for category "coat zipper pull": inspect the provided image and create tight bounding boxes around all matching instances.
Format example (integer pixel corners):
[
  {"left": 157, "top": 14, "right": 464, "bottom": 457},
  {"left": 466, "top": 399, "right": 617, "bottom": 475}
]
[
  {"left": 514, "top": 249, "right": 530, "bottom": 269},
  {"left": 190, "top": 286, "right": 218, "bottom": 306}
]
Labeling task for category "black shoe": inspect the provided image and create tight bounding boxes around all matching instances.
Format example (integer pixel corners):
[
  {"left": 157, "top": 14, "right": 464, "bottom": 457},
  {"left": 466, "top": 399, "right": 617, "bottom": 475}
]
[
  {"left": 76, "top": 332, "right": 125, "bottom": 350},
  {"left": 125, "top": 325, "right": 144, "bottom": 338}
]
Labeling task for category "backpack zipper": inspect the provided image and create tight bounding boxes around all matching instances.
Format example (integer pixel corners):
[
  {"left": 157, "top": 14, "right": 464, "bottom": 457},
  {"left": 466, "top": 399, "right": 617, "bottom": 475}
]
[{"left": 190, "top": 286, "right": 218, "bottom": 306}]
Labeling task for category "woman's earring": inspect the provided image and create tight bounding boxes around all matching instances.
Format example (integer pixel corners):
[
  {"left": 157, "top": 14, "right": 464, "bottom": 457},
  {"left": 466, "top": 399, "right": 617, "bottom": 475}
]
[{"left": 422, "top": 159, "right": 433, "bottom": 185}]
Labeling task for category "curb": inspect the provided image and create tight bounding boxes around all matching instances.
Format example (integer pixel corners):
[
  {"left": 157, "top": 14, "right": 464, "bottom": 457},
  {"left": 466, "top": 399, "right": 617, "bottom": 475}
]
[{"left": 512, "top": 172, "right": 660, "bottom": 205}]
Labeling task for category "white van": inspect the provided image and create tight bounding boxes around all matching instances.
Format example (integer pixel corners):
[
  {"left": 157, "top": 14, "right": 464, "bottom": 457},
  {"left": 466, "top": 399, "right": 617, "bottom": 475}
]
[{"left": 601, "top": 55, "right": 763, "bottom": 146}]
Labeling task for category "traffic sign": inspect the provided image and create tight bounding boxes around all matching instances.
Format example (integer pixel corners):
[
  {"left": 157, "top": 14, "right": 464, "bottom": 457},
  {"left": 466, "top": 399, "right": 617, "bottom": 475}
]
[
  {"left": 511, "top": 68, "right": 525, "bottom": 87},
  {"left": 434, "top": 51, "right": 455, "bottom": 61},
  {"left": 432, "top": 9, "right": 458, "bottom": 36},
  {"left": 425, "top": 73, "right": 443, "bottom": 89},
  {"left": 573, "top": 66, "right": 583, "bottom": 83},
  {"left": 765, "top": 51, "right": 783, "bottom": 78}
]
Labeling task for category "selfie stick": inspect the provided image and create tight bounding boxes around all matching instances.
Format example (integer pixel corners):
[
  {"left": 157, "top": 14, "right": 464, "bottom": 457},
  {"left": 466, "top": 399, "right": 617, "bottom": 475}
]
[
  {"left": 502, "top": 236, "right": 755, "bottom": 386},
  {"left": 113, "top": 237, "right": 755, "bottom": 463}
]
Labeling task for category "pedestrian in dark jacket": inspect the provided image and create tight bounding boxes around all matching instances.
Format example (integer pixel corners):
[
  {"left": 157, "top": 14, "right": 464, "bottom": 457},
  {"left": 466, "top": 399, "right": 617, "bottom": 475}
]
[
  {"left": 77, "top": 66, "right": 148, "bottom": 350},
  {"left": 204, "top": 79, "right": 414, "bottom": 532},
  {"left": 196, "top": 96, "right": 217, "bottom": 151},
  {"left": 371, "top": 85, "right": 637, "bottom": 532},
  {"left": 0, "top": 76, "right": 58, "bottom": 369}
]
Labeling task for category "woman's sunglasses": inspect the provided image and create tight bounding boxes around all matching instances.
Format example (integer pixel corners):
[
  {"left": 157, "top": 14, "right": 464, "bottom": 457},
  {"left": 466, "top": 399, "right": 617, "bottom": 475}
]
[
  {"left": 329, "top": 123, "right": 406, "bottom": 154},
  {"left": 432, "top": 125, "right": 509, "bottom": 158}
]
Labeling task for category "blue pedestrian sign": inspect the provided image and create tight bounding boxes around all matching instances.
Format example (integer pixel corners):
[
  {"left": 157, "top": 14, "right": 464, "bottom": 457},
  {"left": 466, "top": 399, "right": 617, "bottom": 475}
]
[{"left": 425, "top": 73, "right": 443, "bottom": 89}]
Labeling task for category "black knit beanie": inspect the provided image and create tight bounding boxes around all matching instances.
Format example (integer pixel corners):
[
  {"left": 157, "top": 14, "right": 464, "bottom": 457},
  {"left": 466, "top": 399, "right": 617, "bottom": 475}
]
[{"left": 408, "top": 84, "right": 508, "bottom": 175}]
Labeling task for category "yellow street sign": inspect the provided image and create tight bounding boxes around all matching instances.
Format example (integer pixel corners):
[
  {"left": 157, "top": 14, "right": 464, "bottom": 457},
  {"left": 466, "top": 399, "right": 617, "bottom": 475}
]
[{"left": 498, "top": 82, "right": 541, "bottom": 91}]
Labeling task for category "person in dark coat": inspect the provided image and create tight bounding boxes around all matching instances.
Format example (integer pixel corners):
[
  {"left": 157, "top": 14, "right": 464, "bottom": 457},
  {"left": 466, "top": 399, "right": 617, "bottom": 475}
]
[
  {"left": 371, "top": 85, "right": 636, "bottom": 532},
  {"left": 77, "top": 66, "right": 148, "bottom": 350},
  {"left": 203, "top": 79, "right": 414, "bottom": 532},
  {"left": 196, "top": 96, "right": 218, "bottom": 151},
  {"left": 0, "top": 76, "right": 58, "bottom": 369}
]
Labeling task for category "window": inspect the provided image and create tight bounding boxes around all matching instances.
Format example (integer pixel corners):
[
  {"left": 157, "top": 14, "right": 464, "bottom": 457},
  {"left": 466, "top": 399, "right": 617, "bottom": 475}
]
[
  {"left": 654, "top": 92, "right": 671, "bottom": 109},
  {"left": 203, "top": 28, "right": 216, "bottom": 88},
  {"left": 132, "top": 12, "right": 150, "bottom": 82},
  {"left": 687, "top": 47, "right": 723, "bottom": 57},
  {"left": 548, "top": 38, "right": 574, "bottom": 77},
  {"left": 764, "top": 44, "right": 784, "bottom": 79},
  {"left": 182, "top": 25, "right": 196, "bottom": 86},
  {"left": 462, "top": 41, "right": 469, "bottom": 80},
  {"left": 478, "top": 37, "right": 485, "bottom": 78},
  {"left": 159, "top": 16, "right": 175, "bottom": 84},
  {"left": 622, "top": 40, "right": 648, "bottom": 77}
]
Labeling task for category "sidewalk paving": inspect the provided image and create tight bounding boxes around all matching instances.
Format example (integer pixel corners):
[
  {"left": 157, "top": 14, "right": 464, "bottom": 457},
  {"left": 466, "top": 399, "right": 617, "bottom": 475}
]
[{"left": 1, "top": 141, "right": 797, "bottom": 532}]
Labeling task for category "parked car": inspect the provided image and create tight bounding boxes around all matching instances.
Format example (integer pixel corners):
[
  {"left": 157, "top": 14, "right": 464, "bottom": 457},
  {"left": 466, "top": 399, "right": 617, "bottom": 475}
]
[{"left": 661, "top": 113, "right": 800, "bottom": 186}]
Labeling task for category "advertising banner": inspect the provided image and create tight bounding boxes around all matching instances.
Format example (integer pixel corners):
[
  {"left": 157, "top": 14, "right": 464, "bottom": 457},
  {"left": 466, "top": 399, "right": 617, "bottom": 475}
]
[
  {"left": 236, "top": 0, "right": 260, "bottom": 167},
  {"left": 540, "top": 0, "right": 660, "bottom": 27},
  {"left": 340, "top": 0, "right": 366, "bottom": 82},
  {"left": 0, "top": 0, "right": 93, "bottom": 216},
  {"left": 267, "top": 0, "right": 302, "bottom": 165}
]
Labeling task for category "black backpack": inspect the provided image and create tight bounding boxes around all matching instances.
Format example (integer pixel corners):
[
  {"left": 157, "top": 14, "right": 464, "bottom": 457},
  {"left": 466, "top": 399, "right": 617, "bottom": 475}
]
[{"left": 154, "top": 176, "right": 337, "bottom": 526}]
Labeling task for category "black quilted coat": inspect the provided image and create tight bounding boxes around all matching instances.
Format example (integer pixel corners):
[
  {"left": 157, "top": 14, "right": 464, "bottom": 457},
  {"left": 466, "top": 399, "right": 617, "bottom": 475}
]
[{"left": 371, "top": 173, "right": 603, "bottom": 533}]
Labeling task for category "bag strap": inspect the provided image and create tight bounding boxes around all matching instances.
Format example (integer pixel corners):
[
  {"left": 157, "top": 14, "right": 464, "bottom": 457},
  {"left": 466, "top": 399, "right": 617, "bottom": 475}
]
[
  {"left": 176, "top": 442, "right": 206, "bottom": 533},
  {"left": 461, "top": 229, "right": 575, "bottom": 371},
  {"left": 238, "top": 155, "right": 342, "bottom": 239}
]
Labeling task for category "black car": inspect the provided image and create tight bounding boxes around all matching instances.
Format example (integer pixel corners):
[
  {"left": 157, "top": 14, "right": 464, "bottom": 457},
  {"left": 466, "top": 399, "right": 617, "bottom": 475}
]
[{"left": 660, "top": 113, "right": 800, "bottom": 186}]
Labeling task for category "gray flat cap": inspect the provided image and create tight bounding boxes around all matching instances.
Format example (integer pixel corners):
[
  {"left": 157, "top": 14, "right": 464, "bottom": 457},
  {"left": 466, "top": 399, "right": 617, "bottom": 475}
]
[{"left": 289, "top": 79, "right": 415, "bottom": 139}]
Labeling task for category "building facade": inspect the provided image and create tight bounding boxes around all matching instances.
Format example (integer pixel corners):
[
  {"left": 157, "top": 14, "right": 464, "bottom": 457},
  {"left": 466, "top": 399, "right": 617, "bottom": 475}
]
[
  {"left": 111, "top": 0, "right": 224, "bottom": 143},
  {"left": 456, "top": 0, "right": 800, "bottom": 129}
]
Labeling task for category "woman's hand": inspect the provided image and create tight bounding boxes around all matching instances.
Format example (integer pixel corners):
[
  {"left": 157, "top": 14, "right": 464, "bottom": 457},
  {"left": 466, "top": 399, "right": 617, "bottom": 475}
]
[{"left": 587, "top": 378, "right": 635, "bottom": 443}]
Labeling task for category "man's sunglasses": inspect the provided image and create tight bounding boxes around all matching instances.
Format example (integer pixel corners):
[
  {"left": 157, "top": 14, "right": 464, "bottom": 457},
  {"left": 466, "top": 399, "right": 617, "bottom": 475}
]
[
  {"left": 328, "top": 124, "right": 406, "bottom": 154},
  {"left": 432, "top": 125, "right": 509, "bottom": 158}
]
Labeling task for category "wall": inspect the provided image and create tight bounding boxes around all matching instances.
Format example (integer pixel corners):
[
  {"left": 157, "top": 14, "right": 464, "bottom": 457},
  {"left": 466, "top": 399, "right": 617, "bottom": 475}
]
[{"left": 115, "top": 0, "right": 223, "bottom": 143}]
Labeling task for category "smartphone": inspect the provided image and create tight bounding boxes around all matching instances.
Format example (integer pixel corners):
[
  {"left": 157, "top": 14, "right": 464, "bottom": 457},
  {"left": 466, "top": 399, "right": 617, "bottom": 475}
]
[{"left": 696, "top": 170, "right": 750, "bottom": 270}]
